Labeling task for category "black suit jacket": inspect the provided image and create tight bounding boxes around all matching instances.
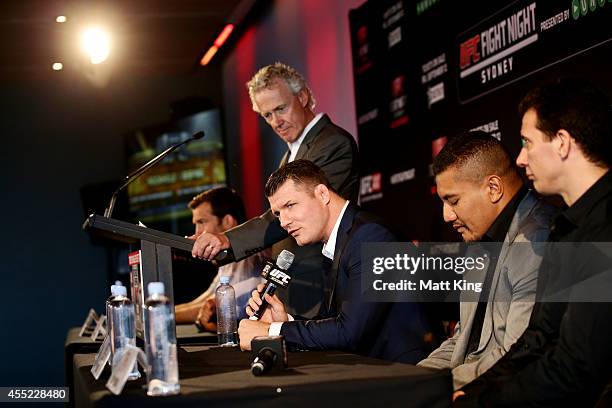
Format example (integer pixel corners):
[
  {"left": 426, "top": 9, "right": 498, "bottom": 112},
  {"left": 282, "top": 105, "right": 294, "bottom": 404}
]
[{"left": 279, "top": 203, "right": 432, "bottom": 363}]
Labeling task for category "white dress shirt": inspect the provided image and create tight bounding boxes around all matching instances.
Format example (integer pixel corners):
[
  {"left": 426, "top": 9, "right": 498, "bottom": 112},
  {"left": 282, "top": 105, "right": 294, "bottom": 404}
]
[{"left": 287, "top": 113, "right": 323, "bottom": 162}]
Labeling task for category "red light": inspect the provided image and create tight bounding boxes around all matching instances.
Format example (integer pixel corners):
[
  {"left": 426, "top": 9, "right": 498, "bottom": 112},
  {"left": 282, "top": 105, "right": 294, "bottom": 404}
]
[
  {"left": 214, "top": 24, "right": 234, "bottom": 48},
  {"left": 200, "top": 46, "right": 219, "bottom": 66},
  {"left": 200, "top": 24, "right": 234, "bottom": 66}
]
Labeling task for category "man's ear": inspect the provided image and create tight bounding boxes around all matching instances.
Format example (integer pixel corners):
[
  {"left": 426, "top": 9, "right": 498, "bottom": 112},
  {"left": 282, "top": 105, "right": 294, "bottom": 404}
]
[
  {"left": 221, "top": 214, "right": 238, "bottom": 230},
  {"left": 297, "top": 88, "right": 309, "bottom": 108},
  {"left": 555, "top": 129, "right": 572, "bottom": 160},
  {"left": 314, "top": 184, "right": 331, "bottom": 205},
  {"left": 486, "top": 175, "right": 504, "bottom": 204}
]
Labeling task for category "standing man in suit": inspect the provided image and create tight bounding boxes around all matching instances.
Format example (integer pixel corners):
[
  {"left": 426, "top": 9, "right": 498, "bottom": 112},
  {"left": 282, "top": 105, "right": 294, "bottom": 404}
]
[
  {"left": 192, "top": 63, "right": 359, "bottom": 317},
  {"left": 417, "top": 131, "right": 555, "bottom": 389},
  {"left": 238, "top": 160, "right": 433, "bottom": 363},
  {"left": 454, "top": 79, "right": 612, "bottom": 406}
]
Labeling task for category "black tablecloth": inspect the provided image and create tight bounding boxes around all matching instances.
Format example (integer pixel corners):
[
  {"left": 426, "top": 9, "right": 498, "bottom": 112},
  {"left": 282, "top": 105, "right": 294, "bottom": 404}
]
[
  {"left": 65, "top": 325, "right": 216, "bottom": 407},
  {"left": 73, "top": 345, "right": 452, "bottom": 408}
]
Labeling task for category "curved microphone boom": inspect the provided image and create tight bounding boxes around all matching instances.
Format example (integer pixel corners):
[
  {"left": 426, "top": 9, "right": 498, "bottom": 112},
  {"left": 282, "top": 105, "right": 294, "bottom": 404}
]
[{"left": 103, "top": 131, "right": 205, "bottom": 218}]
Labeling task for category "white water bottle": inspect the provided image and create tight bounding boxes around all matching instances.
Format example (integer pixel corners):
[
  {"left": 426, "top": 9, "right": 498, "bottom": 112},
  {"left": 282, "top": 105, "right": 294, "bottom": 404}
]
[
  {"left": 215, "top": 276, "right": 238, "bottom": 346},
  {"left": 108, "top": 285, "right": 140, "bottom": 380},
  {"left": 144, "top": 282, "right": 180, "bottom": 396},
  {"left": 105, "top": 284, "right": 123, "bottom": 366}
]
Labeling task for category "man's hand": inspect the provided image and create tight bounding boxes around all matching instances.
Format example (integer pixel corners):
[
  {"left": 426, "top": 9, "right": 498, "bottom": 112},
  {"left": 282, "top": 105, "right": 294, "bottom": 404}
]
[
  {"left": 195, "top": 298, "right": 217, "bottom": 332},
  {"left": 452, "top": 391, "right": 466, "bottom": 402},
  {"left": 238, "top": 319, "right": 271, "bottom": 351},
  {"left": 191, "top": 231, "right": 230, "bottom": 260},
  {"left": 246, "top": 283, "right": 289, "bottom": 323}
]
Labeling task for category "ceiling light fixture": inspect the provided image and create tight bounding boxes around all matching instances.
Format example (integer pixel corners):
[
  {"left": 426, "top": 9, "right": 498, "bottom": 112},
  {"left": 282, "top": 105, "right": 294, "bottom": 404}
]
[
  {"left": 200, "top": 24, "right": 234, "bottom": 66},
  {"left": 81, "top": 27, "right": 111, "bottom": 64}
]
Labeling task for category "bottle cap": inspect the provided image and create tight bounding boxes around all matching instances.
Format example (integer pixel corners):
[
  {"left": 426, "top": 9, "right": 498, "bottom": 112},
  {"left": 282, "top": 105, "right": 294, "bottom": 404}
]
[
  {"left": 219, "top": 276, "right": 231, "bottom": 285},
  {"left": 111, "top": 285, "right": 127, "bottom": 297},
  {"left": 148, "top": 282, "right": 165, "bottom": 296}
]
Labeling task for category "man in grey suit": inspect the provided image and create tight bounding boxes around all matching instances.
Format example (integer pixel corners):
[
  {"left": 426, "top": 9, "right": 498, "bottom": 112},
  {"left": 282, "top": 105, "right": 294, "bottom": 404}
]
[
  {"left": 192, "top": 62, "right": 359, "bottom": 316},
  {"left": 418, "top": 131, "right": 555, "bottom": 390}
]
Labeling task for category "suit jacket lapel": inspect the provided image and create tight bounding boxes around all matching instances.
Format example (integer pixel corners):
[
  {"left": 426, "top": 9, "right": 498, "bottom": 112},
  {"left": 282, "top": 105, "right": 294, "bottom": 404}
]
[
  {"left": 295, "top": 114, "right": 331, "bottom": 161},
  {"left": 325, "top": 202, "right": 356, "bottom": 312},
  {"left": 475, "top": 191, "right": 539, "bottom": 353},
  {"left": 279, "top": 150, "right": 290, "bottom": 167},
  {"left": 488, "top": 191, "right": 538, "bottom": 303}
]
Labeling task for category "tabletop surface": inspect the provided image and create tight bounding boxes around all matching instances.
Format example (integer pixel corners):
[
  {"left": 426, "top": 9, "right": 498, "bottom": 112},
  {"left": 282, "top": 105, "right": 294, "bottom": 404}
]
[{"left": 72, "top": 345, "right": 452, "bottom": 407}]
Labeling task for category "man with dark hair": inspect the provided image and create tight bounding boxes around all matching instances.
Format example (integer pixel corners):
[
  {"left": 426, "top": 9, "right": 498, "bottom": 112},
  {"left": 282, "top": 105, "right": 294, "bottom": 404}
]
[
  {"left": 455, "top": 79, "right": 612, "bottom": 406},
  {"left": 188, "top": 187, "right": 246, "bottom": 231},
  {"left": 191, "top": 62, "right": 359, "bottom": 317},
  {"left": 237, "top": 160, "right": 433, "bottom": 363},
  {"left": 175, "top": 187, "right": 269, "bottom": 329},
  {"left": 418, "top": 131, "right": 554, "bottom": 389}
]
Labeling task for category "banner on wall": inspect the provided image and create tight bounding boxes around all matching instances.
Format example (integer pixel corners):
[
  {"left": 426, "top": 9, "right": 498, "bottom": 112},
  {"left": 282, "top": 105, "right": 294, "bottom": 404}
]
[{"left": 349, "top": 0, "right": 612, "bottom": 241}]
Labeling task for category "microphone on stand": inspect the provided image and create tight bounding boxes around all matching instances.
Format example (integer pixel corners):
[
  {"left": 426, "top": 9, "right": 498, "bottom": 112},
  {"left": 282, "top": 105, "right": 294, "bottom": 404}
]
[
  {"left": 249, "top": 250, "right": 295, "bottom": 320},
  {"left": 103, "top": 131, "right": 205, "bottom": 218}
]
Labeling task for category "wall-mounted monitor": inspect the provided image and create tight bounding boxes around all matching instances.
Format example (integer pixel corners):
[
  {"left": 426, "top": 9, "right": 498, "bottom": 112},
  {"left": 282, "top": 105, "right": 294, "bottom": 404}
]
[{"left": 125, "top": 109, "right": 226, "bottom": 235}]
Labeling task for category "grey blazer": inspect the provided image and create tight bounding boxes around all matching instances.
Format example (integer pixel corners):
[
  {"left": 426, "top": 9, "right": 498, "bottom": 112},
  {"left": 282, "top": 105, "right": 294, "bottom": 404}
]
[
  {"left": 418, "top": 191, "right": 556, "bottom": 389},
  {"left": 225, "top": 114, "right": 359, "bottom": 316}
]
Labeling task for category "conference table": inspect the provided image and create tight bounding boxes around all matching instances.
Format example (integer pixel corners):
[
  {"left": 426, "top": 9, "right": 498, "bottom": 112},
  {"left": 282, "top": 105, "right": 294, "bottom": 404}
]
[{"left": 68, "top": 326, "right": 452, "bottom": 407}]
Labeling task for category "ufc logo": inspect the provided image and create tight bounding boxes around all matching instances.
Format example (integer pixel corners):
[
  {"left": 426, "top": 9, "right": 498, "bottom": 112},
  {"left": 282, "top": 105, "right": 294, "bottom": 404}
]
[
  {"left": 269, "top": 268, "right": 291, "bottom": 286},
  {"left": 460, "top": 35, "right": 481, "bottom": 69}
]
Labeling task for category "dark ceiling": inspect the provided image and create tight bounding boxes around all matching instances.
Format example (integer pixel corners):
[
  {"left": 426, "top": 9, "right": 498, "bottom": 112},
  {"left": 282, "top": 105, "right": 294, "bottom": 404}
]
[{"left": 0, "top": 0, "right": 254, "bottom": 81}]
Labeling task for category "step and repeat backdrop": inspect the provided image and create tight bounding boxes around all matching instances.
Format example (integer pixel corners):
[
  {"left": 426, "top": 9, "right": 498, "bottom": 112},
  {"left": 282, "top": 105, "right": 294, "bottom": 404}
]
[{"left": 349, "top": 0, "right": 612, "bottom": 241}]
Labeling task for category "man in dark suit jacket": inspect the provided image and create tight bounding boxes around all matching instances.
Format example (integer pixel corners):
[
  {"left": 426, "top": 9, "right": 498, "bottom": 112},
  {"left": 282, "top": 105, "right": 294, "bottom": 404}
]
[
  {"left": 238, "top": 160, "right": 433, "bottom": 363},
  {"left": 192, "top": 63, "right": 359, "bottom": 317}
]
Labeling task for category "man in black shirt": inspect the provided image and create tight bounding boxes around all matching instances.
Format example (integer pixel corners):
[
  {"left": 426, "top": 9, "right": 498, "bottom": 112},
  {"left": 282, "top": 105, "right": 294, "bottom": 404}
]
[{"left": 455, "top": 79, "right": 612, "bottom": 406}]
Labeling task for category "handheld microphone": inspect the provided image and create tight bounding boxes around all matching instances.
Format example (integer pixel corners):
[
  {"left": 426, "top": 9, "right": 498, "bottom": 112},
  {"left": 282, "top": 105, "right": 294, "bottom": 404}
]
[
  {"left": 249, "top": 250, "right": 294, "bottom": 320},
  {"left": 103, "top": 131, "right": 205, "bottom": 218},
  {"left": 250, "top": 336, "right": 287, "bottom": 376}
]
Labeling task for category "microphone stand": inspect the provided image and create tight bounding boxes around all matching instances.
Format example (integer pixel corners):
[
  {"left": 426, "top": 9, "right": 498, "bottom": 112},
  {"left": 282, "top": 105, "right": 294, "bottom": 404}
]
[{"left": 103, "top": 131, "right": 204, "bottom": 218}]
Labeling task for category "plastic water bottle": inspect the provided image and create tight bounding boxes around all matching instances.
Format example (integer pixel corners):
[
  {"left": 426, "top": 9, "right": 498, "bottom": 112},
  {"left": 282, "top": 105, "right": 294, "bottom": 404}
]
[
  {"left": 215, "top": 276, "right": 238, "bottom": 346},
  {"left": 144, "top": 282, "right": 180, "bottom": 396},
  {"left": 105, "top": 284, "right": 123, "bottom": 366},
  {"left": 108, "top": 285, "right": 140, "bottom": 380}
]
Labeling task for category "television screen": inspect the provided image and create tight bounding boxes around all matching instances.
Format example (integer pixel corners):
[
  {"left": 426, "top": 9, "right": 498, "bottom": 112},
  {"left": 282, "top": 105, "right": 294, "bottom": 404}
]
[{"left": 125, "top": 109, "right": 226, "bottom": 235}]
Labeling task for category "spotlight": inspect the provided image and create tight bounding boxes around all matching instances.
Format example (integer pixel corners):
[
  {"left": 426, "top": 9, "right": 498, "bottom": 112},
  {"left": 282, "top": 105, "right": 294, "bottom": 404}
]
[
  {"left": 56, "top": 16, "right": 67, "bottom": 23},
  {"left": 52, "top": 62, "right": 63, "bottom": 71},
  {"left": 80, "top": 27, "right": 111, "bottom": 64}
]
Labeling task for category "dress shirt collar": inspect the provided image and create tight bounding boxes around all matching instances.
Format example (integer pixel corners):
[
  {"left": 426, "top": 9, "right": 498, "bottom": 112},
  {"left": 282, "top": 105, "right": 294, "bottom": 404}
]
[
  {"left": 562, "top": 170, "right": 612, "bottom": 227},
  {"left": 322, "top": 200, "right": 350, "bottom": 260},
  {"left": 549, "top": 170, "right": 612, "bottom": 240},
  {"left": 288, "top": 113, "right": 323, "bottom": 162}
]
